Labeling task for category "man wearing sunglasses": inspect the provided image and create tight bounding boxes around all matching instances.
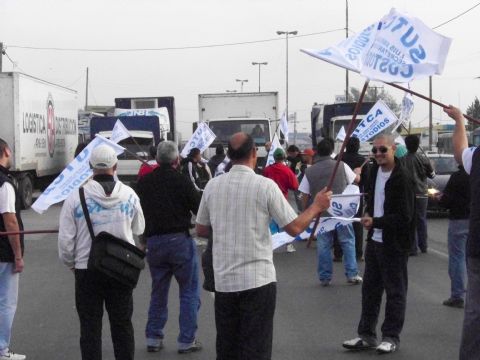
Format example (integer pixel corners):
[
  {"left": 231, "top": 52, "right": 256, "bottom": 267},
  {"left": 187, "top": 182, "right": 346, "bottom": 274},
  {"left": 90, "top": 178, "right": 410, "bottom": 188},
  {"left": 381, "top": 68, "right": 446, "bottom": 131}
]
[{"left": 343, "top": 134, "right": 415, "bottom": 354}]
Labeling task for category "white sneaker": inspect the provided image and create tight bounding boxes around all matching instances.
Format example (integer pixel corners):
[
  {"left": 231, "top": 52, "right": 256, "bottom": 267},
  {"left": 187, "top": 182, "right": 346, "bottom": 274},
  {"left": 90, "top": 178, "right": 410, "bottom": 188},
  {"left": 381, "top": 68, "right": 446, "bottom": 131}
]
[
  {"left": 376, "top": 341, "right": 396, "bottom": 354},
  {"left": 347, "top": 275, "right": 363, "bottom": 284},
  {"left": 342, "top": 337, "right": 376, "bottom": 350},
  {"left": 0, "top": 351, "right": 26, "bottom": 360},
  {"left": 286, "top": 244, "right": 296, "bottom": 253}
]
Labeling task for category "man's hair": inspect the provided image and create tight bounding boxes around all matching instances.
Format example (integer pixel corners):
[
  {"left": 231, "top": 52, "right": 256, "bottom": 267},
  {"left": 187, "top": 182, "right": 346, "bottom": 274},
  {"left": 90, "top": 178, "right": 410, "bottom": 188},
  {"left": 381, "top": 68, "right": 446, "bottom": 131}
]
[
  {"left": 156, "top": 141, "right": 179, "bottom": 164},
  {"left": 287, "top": 145, "right": 300, "bottom": 153},
  {"left": 404, "top": 134, "right": 420, "bottom": 153},
  {"left": 374, "top": 133, "right": 395, "bottom": 146},
  {"left": 215, "top": 144, "right": 224, "bottom": 156},
  {"left": 0, "top": 138, "right": 9, "bottom": 159},
  {"left": 317, "top": 138, "right": 334, "bottom": 156},
  {"left": 188, "top": 148, "right": 201, "bottom": 158},
  {"left": 227, "top": 134, "right": 255, "bottom": 161},
  {"left": 149, "top": 145, "right": 157, "bottom": 159},
  {"left": 346, "top": 136, "right": 360, "bottom": 153}
]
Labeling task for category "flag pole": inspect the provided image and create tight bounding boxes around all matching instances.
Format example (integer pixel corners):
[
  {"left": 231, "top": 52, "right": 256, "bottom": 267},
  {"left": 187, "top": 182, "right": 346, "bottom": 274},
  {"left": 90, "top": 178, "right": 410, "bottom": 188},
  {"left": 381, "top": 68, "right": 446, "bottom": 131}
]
[
  {"left": 307, "top": 79, "right": 370, "bottom": 248},
  {"left": 0, "top": 229, "right": 59, "bottom": 236},
  {"left": 386, "top": 82, "right": 480, "bottom": 125}
]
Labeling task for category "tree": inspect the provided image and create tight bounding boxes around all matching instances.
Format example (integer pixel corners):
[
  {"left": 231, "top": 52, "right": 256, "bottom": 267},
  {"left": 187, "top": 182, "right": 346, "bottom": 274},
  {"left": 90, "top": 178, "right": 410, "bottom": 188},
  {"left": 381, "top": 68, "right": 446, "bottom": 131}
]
[
  {"left": 349, "top": 86, "right": 400, "bottom": 117},
  {"left": 466, "top": 97, "right": 480, "bottom": 130}
]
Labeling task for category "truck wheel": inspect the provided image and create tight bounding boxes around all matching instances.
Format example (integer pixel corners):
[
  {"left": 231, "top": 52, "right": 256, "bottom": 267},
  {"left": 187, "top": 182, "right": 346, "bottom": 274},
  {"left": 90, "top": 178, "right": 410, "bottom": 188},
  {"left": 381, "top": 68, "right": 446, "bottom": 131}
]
[{"left": 18, "top": 176, "right": 33, "bottom": 209}]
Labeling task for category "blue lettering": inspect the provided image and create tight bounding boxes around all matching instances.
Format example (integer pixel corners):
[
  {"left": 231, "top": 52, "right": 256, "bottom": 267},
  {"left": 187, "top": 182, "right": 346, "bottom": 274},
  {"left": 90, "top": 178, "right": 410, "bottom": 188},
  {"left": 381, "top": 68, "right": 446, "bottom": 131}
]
[
  {"left": 391, "top": 17, "right": 408, "bottom": 33},
  {"left": 400, "top": 26, "right": 418, "bottom": 47},
  {"left": 400, "top": 64, "right": 413, "bottom": 78},
  {"left": 409, "top": 45, "right": 426, "bottom": 64}
]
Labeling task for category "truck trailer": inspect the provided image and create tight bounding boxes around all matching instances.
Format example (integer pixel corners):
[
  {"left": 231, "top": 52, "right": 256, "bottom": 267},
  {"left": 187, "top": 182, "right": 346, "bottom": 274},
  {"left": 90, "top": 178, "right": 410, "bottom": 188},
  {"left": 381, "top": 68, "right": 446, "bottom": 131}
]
[
  {"left": 197, "top": 92, "right": 278, "bottom": 159},
  {"left": 0, "top": 72, "right": 78, "bottom": 208}
]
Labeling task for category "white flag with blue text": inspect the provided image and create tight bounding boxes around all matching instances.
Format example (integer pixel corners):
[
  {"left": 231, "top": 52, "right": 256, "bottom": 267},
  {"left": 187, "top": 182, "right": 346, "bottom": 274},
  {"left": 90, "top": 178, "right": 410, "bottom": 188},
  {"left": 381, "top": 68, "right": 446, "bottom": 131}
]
[
  {"left": 352, "top": 100, "right": 399, "bottom": 142},
  {"left": 301, "top": 8, "right": 451, "bottom": 83},
  {"left": 32, "top": 135, "right": 125, "bottom": 214},
  {"left": 181, "top": 122, "right": 216, "bottom": 158}
]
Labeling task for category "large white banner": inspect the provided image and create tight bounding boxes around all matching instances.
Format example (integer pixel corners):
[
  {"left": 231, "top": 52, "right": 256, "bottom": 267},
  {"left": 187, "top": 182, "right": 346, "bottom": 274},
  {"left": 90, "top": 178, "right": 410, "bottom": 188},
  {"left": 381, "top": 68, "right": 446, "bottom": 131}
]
[
  {"left": 265, "top": 134, "right": 282, "bottom": 168},
  {"left": 114, "top": 107, "right": 170, "bottom": 132},
  {"left": 301, "top": 8, "right": 452, "bottom": 83},
  {"left": 271, "top": 185, "right": 361, "bottom": 248},
  {"left": 181, "top": 122, "right": 216, "bottom": 158},
  {"left": 31, "top": 135, "right": 125, "bottom": 214},
  {"left": 352, "top": 100, "right": 399, "bottom": 142}
]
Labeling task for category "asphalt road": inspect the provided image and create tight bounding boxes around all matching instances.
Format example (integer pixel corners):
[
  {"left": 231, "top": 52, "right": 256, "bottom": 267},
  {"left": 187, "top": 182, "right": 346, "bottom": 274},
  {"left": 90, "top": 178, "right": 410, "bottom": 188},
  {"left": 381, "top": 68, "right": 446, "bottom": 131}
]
[{"left": 9, "top": 206, "right": 462, "bottom": 360}]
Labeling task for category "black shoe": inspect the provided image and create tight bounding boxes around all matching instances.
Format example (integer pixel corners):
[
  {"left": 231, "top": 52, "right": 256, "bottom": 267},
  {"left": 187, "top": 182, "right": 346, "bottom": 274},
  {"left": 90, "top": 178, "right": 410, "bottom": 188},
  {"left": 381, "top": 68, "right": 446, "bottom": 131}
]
[
  {"left": 443, "top": 297, "right": 464, "bottom": 308},
  {"left": 343, "top": 337, "right": 377, "bottom": 350},
  {"left": 421, "top": 249, "right": 428, "bottom": 254},
  {"left": 178, "top": 340, "right": 202, "bottom": 354},
  {"left": 147, "top": 345, "right": 162, "bottom": 352}
]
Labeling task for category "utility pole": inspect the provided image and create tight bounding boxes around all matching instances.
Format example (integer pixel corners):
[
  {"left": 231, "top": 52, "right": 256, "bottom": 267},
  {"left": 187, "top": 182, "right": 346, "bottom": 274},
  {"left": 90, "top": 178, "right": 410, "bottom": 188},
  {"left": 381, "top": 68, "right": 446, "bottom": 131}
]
[
  {"left": 0, "top": 43, "right": 4, "bottom": 73},
  {"left": 345, "top": 0, "right": 349, "bottom": 102},
  {"left": 429, "top": 76, "right": 433, "bottom": 151},
  {"left": 252, "top": 62, "right": 268, "bottom": 92},
  {"left": 85, "top": 67, "right": 89, "bottom": 110}
]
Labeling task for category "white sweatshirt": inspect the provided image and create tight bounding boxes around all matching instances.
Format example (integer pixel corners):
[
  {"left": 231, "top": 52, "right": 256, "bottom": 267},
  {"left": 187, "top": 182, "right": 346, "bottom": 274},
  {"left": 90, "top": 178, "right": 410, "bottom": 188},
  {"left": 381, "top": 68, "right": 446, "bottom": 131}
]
[{"left": 58, "top": 179, "right": 145, "bottom": 269}]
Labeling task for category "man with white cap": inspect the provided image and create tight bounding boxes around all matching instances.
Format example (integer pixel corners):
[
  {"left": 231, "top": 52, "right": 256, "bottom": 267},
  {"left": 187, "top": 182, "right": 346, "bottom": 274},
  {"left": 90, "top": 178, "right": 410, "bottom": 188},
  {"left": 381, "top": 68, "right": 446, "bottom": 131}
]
[{"left": 58, "top": 144, "right": 145, "bottom": 360}]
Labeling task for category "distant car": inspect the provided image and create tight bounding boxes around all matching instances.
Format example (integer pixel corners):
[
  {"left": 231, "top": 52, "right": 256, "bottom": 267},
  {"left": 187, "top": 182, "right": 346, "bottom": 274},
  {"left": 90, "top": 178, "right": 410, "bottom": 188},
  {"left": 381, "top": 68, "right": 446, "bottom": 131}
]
[{"left": 426, "top": 153, "right": 459, "bottom": 212}]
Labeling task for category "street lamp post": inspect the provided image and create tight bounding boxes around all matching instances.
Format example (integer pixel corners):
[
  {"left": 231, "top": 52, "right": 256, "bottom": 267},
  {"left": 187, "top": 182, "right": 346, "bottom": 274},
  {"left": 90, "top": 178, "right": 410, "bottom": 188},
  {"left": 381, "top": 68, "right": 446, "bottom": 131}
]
[
  {"left": 236, "top": 79, "right": 248, "bottom": 92},
  {"left": 277, "top": 30, "right": 298, "bottom": 141},
  {"left": 252, "top": 62, "right": 268, "bottom": 92}
]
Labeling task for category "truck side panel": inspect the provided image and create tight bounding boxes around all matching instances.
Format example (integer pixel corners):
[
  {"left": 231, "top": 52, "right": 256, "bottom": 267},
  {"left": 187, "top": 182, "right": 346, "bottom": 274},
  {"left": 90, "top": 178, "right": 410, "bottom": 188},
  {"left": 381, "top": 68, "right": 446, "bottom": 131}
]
[
  {"left": 0, "top": 74, "right": 15, "bottom": 158},
  {"left": 198, "top": 92, "right": 278, "bottom": 122},
  {"left": 14, "top": 73, "right": 78, "bottom": 177}
]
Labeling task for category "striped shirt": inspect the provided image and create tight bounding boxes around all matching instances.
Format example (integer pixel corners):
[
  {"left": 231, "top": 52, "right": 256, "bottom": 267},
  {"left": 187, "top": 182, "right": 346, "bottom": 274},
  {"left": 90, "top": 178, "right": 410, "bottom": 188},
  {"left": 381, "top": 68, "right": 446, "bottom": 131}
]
[{"left": 196, "top": 165, "right": 297, "bottom": 292}]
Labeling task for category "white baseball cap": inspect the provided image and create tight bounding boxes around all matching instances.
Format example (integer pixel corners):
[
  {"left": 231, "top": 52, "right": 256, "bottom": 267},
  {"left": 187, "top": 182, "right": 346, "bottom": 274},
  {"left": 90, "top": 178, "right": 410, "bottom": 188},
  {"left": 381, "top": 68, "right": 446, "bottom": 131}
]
[{"left": 90, "top": 144, "right": 118, "bottom": 169}]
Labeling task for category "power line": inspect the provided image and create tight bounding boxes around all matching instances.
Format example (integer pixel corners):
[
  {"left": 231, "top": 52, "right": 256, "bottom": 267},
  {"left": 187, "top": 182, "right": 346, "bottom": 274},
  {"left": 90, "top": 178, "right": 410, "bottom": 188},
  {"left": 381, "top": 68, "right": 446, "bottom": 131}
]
[
  {"left": 3, "top": 50, "right": 26, "bottom": 73},
  {"left": 6, "top": 28, "right": 344, "bottom": 52},
  {"left": 433, "top": 2, "right": 480, "bottom": 29}
]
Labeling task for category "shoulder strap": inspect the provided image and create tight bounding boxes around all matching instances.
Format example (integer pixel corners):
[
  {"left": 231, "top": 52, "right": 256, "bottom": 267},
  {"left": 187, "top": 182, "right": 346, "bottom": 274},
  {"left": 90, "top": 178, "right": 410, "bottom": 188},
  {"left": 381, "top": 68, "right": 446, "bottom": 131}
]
[{"left": 79, "top": 187, "right": 95, "bottom": 241}]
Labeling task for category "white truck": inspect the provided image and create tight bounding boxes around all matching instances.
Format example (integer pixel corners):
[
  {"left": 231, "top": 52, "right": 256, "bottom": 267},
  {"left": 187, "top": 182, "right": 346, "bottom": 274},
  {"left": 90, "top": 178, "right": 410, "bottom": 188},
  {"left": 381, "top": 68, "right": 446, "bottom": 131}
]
[
  {"left": 198, "top": 92, "right": 278, "bottom": 160},
  {"left": 0, "top": 72, "right": 78, "bottom": 208}
]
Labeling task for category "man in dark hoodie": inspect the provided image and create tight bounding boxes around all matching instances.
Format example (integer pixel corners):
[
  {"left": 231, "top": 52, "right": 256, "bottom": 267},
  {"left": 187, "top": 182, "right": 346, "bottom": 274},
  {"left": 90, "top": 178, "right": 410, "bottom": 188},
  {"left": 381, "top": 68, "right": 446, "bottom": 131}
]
[
  {"left": 343, "top": 134, "right": 414, "bottom": 354},
  {"left": 207, "top": 144, "right": 226, "bottom": 176}
]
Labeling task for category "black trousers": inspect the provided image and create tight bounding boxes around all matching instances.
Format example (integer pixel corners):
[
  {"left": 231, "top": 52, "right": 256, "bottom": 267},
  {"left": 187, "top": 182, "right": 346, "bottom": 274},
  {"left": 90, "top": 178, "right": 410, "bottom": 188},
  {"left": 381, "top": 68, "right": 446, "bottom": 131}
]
[
  {"left": 215, "top": 282, "right": 276, "bottom": 360},
  {"left": 357, "top": 241, "right": 408, "bottom": 346},
  {"left": 75, "top": 269, "right": 134, "bottom": 360}
]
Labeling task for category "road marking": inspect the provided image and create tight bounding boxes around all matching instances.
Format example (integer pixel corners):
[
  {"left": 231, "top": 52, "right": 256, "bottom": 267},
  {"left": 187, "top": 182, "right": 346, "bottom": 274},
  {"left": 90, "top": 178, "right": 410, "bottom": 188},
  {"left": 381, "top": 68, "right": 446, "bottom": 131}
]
[{"left": 428, "top": 247, "right": 448, "bottom": 259}]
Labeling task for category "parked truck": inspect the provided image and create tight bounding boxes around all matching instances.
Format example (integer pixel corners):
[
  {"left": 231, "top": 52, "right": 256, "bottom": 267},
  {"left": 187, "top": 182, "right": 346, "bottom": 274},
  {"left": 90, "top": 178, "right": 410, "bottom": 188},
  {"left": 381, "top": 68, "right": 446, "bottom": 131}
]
[
  {"left": 0, "top": 72, "right": 78, "bottom": 208},
  {"left": 90, "top": 116, "right": 161, "bottom": 185},
  {"left": 311, "top": 102, "right": 375, "bottom": 153},
  {"left": 197, "top": 92, "right": 278, "bottom": 159},
  {"left": 114, "top": 96, "right": 176, "bottom": 142}
]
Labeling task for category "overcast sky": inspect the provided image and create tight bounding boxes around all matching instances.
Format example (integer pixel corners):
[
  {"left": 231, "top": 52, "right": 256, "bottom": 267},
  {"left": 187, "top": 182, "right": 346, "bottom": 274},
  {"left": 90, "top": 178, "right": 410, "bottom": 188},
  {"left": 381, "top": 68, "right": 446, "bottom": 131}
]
[{"left": 1, "top": 0, "right": 479, "bottom": 138}]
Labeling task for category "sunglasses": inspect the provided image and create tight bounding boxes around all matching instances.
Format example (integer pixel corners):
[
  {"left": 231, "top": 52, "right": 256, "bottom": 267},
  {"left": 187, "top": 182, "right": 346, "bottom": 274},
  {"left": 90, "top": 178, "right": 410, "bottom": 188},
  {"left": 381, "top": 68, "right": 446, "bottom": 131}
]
[{"left": 371, "top": 146, "right": 389, "bottom": 154}]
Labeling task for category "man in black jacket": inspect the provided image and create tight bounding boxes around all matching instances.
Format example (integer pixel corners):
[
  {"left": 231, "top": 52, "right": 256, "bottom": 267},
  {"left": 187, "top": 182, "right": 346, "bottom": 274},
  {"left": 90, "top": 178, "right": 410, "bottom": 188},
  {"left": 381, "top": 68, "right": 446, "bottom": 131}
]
[
  {"left": 137, "top": 141, "right": 202, "bottom": 354},
  {"left": 403, "top": 135, "right": 435, "bottom": 254},
  {"left": 343, "top": 134, "right": 414, "bottom": 354}
]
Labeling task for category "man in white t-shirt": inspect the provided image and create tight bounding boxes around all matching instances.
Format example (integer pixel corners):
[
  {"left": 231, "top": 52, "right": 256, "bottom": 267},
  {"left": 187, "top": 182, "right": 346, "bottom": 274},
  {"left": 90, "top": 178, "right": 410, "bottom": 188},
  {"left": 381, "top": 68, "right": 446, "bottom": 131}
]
[
  {"left": 343, "top": 134, "right": 415, "bottom": 355},
  {"left": 0, "top": 139, "right": 26, "bottom": 360},
  {"left": 445, "top": 105, "right": 480, "bottom": 359}
]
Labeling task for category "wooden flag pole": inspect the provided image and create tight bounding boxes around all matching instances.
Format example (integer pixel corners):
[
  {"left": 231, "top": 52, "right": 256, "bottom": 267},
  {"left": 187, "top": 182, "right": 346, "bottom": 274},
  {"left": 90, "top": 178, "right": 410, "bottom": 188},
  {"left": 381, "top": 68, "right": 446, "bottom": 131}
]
[
  {"left": 387, "top": 82, "right": 480, "bottom": 126},
  {"left": 0, "top": 229, "right": 59, "bottom": 236},
  {"left": 306, "top": 80, "right": 370, "bottom": 248}
]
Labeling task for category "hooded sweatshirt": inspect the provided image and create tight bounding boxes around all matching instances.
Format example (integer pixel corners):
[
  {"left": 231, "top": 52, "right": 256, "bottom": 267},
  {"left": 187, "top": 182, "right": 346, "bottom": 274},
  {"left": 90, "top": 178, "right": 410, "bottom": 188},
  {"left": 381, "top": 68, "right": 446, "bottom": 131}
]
[{"left": 58, "top": 178, "right": 145, "bottom": 269}]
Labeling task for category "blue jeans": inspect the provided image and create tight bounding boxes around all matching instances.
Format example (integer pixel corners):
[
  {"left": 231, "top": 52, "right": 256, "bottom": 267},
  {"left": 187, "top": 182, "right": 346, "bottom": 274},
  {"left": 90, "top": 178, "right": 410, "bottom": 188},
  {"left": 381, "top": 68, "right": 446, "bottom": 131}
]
[
  {"left": 317, "top": 223, "right": 358, "bottom": 280},
  {"left": 0, "top": 263, "right": 19, "bottom": 355},
  {"left": 145, "top": 233, "right": 200, "bottom": 348},
  {"left": 448, "top": 219, "right": 468, "bottom": 299}
]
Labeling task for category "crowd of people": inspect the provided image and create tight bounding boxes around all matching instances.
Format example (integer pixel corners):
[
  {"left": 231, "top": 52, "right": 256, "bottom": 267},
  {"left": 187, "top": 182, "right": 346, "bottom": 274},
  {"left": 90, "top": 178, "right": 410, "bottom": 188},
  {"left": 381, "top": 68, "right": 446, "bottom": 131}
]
[{"left": 0, "top": 104, "right": 479, "bottom": 359}]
